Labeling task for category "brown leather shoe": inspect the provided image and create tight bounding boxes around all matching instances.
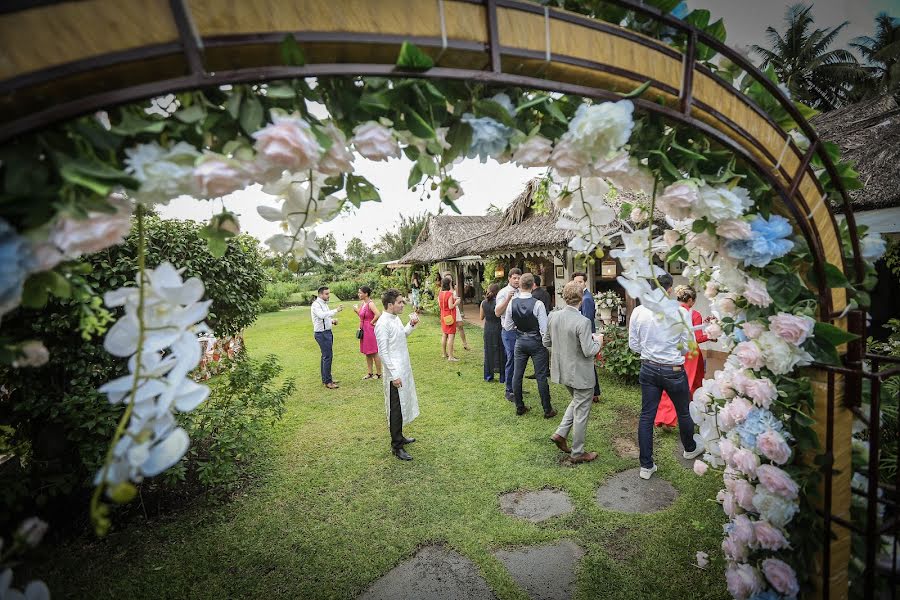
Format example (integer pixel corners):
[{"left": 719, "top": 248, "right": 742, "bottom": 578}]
[
  {"left": 592, "top": 396, "right": 600, "bottom": 403},
  {"left": 550, "top": 434, "right": 571, "bottom": 453},
  {"left": 570, "top": 451, "right": 598, "bottom": 464},
  {"left": 325, "top": 382, "right": 339, "bottom": 389},
  {"left": 543, "top": 409, "right": 558, "bottom": 419}
]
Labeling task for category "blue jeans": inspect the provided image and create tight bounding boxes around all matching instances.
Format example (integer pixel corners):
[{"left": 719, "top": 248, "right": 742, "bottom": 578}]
[
  {"left": 501, "top": 329, "right": 517, "bottom": 395},
  {"left": 512, "top": 334, "right": 552, "bottom": 414},
  {"left": 314, "top": 330, "right": 334, "bottom": 384},
  {"left": 638, "top": 363, "right": 697, "bottom": 468}
]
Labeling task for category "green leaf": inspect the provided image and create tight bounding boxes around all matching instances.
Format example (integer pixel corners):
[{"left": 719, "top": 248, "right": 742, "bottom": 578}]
[
  {"left": 648, "top": 149, "right": 682, "bottom": 179},
  {"left": 440, "top": 121, "right": 472, "bottom": 167},
  {"left": 804, "top": 337, "right": 841, "bottom": 366},
  {"left": 474, "top": 99, "right": 515, "bottom": 127},
  {"left": 808, "top": 262, "right": 851, "bottom": 289},
  {"left": 706, "top": 18, "right": 726, "bottom": 43},
  {"left": 402, "top": 106, "right": 435, "bottom": 139},
  {"left": 691, "top": 218, "right": 708, "bottom": 233},
  {"left": 174, "top": 104, "right": 206, "bottom": 123},
  {"left": 265, "top": 85, "right": 296, "bottom": 99},
  {"left": 225, "top": 90, "right": 243, "bottom": 119},
  {"left": 359, "top": 92, "right": 392, "bottom": 113},
  {"left": 670, "top": 139, "right": 707, "bottom": 160},
  {"left": 544, "top": 101, "right": 567, "bottom": 124},
  {"left": 239, "top": 96, "right": 264, "bottom": 136},
  {"left": 621, "top": 80, "right": 652, "bottom": 99},
  {"left": 280, "top": 34, "right": 306, "bottom": 66},
  {"left": 345, "top": 174, "right": 381, "bottom": 207},
  {"left": 684, "top": 9, "right": 710, "bottom": 29},
  {"left": 619, "top": 202, "right": 634, "bottom": 220},
  {"left": 515, "top": 95, "right": 549, "bottom": 114},
  {"left": 21, "top": 271, "right": 71, "bottom": 308},
  {"left": 767, "top": 272, "right": 802, "bottom": 307},
  {"left": 417, "top": 154, "right": 438, "bottom": 177},
  {"left": 407, "top": 164, "right": 423, "bottom": 189},
  {"left": 312, "top": 125, "right": 334, "bottom": 153},
  {"left": 395, "top": 41, "right": 434, "bottom": 70},
  {"left": 813, "top": 322, "right": 859, "bottom": 347},
  {"left": 110, "top": 111, "right": 166, "bottom": 135},
  {"left": 59, "top": 167, "right": 111, "bottom": 196}
]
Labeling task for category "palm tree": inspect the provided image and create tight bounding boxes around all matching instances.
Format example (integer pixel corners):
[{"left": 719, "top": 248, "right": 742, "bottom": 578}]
[
  {"left": 850, "top": 13, "right": 900, "bottom": 99},
  {"left": 752, "top": 3, "right": 865, "bottom": 110},
  {"left": 374, "top": 213, "right": 429, "bottom": 261}
]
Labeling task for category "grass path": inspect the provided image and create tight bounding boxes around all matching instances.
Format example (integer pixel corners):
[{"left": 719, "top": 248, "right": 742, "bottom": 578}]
[{"left": 36, "top": 305, "right": 728, "bottom": 599}]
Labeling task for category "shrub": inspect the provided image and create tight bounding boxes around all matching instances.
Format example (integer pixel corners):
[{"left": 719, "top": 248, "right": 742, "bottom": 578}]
[
  {"left": 0, "top": 217, "right": 267, "bottom": 526},
  {"left": 597, "top": 324, "right": 641, "bottom": 383},
  {"left": 329, "top": 280, "right": 362, "bottom": 301},
  {"left": 285, "top": 291, "right": 317, "bottom": 306}
]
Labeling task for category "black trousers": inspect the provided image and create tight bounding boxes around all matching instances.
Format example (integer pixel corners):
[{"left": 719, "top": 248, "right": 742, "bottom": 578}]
[{"left": 389, "top": 384, "right": 404, "bottom": 449}]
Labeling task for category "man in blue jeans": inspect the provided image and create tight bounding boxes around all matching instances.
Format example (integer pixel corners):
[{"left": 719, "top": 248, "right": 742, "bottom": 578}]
[
  {"left": 510, "top": 273, "right": 554, "bottom": 418},
  {"left": 628, "top": 273, "right": 704, "bottom": 479},
  {"left": 494, "top": 268, "right": 522, "bottom": 402},
  {"left": 311, "top": 285, "right": 344, "bottom": 389}
]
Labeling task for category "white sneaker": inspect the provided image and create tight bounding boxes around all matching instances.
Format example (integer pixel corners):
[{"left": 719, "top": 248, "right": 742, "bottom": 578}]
[
  {"left": 683, "top": 445, "right": 704, "bottom": 460},
  {"left": 639, "top": 464, "right": 658, "bottom": 480}
]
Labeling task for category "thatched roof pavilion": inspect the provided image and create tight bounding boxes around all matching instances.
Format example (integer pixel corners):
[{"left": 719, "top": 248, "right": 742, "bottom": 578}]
[
  {"left": 812, "top": 94, "right": 900, "bottom": 213},
  {"left": 398, "top": 214, "right": 501, "bottom": 264}
]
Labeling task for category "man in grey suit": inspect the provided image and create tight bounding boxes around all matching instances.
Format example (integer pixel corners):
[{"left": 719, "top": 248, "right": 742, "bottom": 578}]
[{"left": 543, "top": 281, "right": 602, "bottom": 463}]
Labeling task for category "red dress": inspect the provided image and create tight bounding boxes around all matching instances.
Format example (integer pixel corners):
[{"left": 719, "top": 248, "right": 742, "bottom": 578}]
[
  {"left": 655, "top": 304, "right": 708, "bottom": 427},
  {"left": 439, "top": 290, "right": 457, "bottom": 334}
]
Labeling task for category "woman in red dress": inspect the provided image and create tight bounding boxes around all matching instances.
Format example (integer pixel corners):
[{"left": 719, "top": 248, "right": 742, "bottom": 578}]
[
  {"left": 438, "top": 276, "right": 460, "bottom": 362},
  {"left": 354, "top": 286, "right": 382, "bottom": 379},
  {"left": 655, "top": 285, "right": 716, "bottom": 427}
]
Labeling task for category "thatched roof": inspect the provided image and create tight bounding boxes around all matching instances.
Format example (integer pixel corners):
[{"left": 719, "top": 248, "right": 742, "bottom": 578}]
[
  {"left": 811, "top": 94, "right": 900, "bottom": 212},
  {"left": 397, "top": 214, "right": 501, "bottom": 263}
]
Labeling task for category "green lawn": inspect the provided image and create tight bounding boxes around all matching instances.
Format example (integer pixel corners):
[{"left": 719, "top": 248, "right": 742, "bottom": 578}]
[{"left": 35, "top": 304, "right": 728, "bottom": 599}]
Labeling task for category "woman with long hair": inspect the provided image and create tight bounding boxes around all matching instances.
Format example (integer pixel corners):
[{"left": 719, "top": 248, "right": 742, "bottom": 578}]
[
  {"left": 480, "top": 283, "right": 505, "bottom": 382},
  {"left": 354, "top": 286, "right": 383, "bottom": 379},
  {"left": 655, "top": 285, "right": 716, "bottom": 427},
  {"left": 410, "top": 273, "right": 421, "bottom": 309},
  {"left": 438, "top": 276, "right": 460, "bottom": 361}
]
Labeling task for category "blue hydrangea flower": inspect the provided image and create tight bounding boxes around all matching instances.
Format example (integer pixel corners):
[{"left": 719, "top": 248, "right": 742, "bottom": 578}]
[
  {"left": 0, "top": 217, "right": 36, "bottom": 318},
  {"left": 461, "top": 113, "right": 513, "bottom": 163},
  {"left": 724, "top": 214, "right": 794, "bottom": 267},
  {"left": 734, "top": 407, "right": 785, "bottom": 449}
]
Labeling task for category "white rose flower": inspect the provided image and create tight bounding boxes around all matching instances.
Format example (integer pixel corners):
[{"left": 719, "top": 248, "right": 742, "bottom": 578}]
[
  {"left": 50, "top": 193, "right": 133, "bottom": 258},
  {"left": 192, "top": 154, "right": 251, "bottom": 199},
  {"left": 663, "top": 229, "right": 681, "bottom": 249},
  {"left": 11, "top": 340, "right": 49, "bottom": 368},
  {"left": 695, "top": 184, "right": 753, "bottom": 222},
  {"left": 566, "top": 100, "right": 634, "bottom": 159},
  {"left": 656, "top": 181, "right": 698, "bottom": 220},
  {"left": 743, "top": 278, "right": 773, "bottom": 308},
  {"left": 512, "top": 135, "right": 553, "bottom": 167},
  {"left": 253, "top": 114, "right": 322, "bottom": 177},
  {"left": 351, "top": 121, "right": 400, "bottom": 161},
  {"left": 593, "top": 152, "right": 654, "bottom": 195},
  {"left": 124, "top": 142, "right": 198, "bottom": 205},
  {"left": 550, "top": 135, "right": 589, "bottom": 176},
  {"left": 757, "top": 330, "right": 813, "bottom": 375},
  {"left": 715, "top": 218, "right": 752, "bottom": 240},
  {"left": 317, "top": 123, "right": 355, "bottom": 176}
]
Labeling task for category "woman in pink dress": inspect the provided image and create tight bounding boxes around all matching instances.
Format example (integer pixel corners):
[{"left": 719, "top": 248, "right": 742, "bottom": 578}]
[{"left": 355, "top": 286, "right": 382, "bottom": 379}]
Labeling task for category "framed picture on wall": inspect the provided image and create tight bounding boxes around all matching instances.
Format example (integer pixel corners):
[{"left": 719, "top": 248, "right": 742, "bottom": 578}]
[
  {"left": 668, "top": 261, "right": 684, "bottom": 275},
  {"left": 555, "top": 265, "right": 564, "bottom": 280}
]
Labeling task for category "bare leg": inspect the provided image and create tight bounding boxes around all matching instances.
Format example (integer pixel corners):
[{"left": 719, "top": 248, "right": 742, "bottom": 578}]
[
  {"left": 365, "top": 354, "right": 374, "bottom": 375},
  {"left": 447, "top": 334, "right": 458, "bottom": 360},
  {"left": 458, "top": 323, "right": 469, "bottom": 350},
  {"left": 442, "top": 333, "right": 448, "bottom": 358},
  {"left": 374, "top": 354, "right": 382, "bottom": 376}
]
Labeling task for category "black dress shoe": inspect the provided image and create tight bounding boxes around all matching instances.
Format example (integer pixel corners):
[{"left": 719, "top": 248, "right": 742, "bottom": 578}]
[
  {"left": 543, "top": 409, "right": 558, "bottom": 419},
  {"left": 516, "top": 406, "right": 530, "bottom": 416},
  {"left": 402, "top": 437, "right": 416, "bottom": 445},
  {"left": 392, "top": 448, "right": 413, "bottom": 461},
  {"left": 505, "top": 392, "right": 515, "bottom": 402}
]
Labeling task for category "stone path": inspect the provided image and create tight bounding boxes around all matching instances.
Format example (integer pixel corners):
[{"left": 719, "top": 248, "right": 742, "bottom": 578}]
[
  {"left": 499, "top": 489, "right": 574, "bottom": 523},
  {"left": 494, "top": 540, "right": 584, "bottom": 600},
  {"left": 673, "top": 441, "right": 696, "bottom": 469},
  {"left": 595, "top": 468, "right": 678, "bottom": 513},
  {"left": 358, "top": 545, "right": 495, "bottom": 600}
]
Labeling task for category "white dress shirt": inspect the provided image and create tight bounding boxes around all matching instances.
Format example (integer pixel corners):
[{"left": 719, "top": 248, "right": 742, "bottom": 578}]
[
  {"left": 628, "top": 304, "right": 691, "bottom": 365},
  {"left": 311, "top": 297, "right": 338, "bottom": 332},
  {"left": 513, "top": 291, "right": 549, "bottom": 336},
  {"left": 496, "top": 284, "right": 520, "bottom": 331}
]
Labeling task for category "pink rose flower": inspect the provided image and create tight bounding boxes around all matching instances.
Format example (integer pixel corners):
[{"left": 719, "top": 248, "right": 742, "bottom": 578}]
[
  {"left": 351, "top": 121, "right": 401, "bottom": 161},
  {"left": 743, "top": 278, "right": 773, "bottom": 308},
  {"left": 762, "top": 558, "right": 800, "bottom": 597},
  {"left": 732, "top": 479, "right": 757, "bottom": 511},
  {"left": 722, "top": 534, "right": 749, "bottom": 562},
  {"left": 732, "top": 448, "right": 760, "bottom": 477},
  {"left": 756, "top": 464, "right": 799, "bottom": 500},
  {"left": 744, "top": 377, "right": 778, "bottom": 409},
  {"left": 704, "top": 281, "right": 719, "bottom": 299},
  {"left": 663, "top": 229, "right": 681, "bottom": 249},
  {"left": 757, "top": 429, "right": 792, "bottom": 465},
  {"left": 50, "top": 193, "right": 133, "bottom": 258},
  {"left": 252, "top": 115, "right": 321, "bottom": 173},
  {"left": 695, "top": 551, "right": 709, "bottom": 568},
  {"left": 512, "top": 135, "right": 553, "bottom": 167},
  {"left": 733, "top": 341, "right": 765, "bottom": 370},
  {"left": 768, "top": 312, "right": 816, "bottom": 346},
  {"left": 656, "top": 181, "right": 698, "bottom": 220},
  {"left": 629, "top": 206, "right": 649, "bottom": 223},
  {"left": 693, "top": 460, "right": 709, "bottom": 476},
  {"left": 719, "top": 397, "right": 752, "bottom": 430},
  {"left": 192, "top": 155, "right": 250, "bottom": 199},
  {"left": 726, "top": 563, "right": 764, "bottom": 600},
  {"left": 317, "top": 123, "right": 355, "bottom": 176},
  {"left": 716, "top": 218, "right": 753, "bottom": 240},
  {"left": 549, "top": 136, "right": 588, "bottom": 176},
  {"left": 706, "top": 321, "right": 724, "bottom": 340},
  {"left": 719, "top": 490, "right": 740, "bottom": 518},
  {"left": 720, "top": 439, "right": 738, "bottom": 465},
  {"left": 753, "top": 520, "right": 790, "bottom": 550},
  {"left": 741, "top": 322, "right": 766, "bottom": 340}
]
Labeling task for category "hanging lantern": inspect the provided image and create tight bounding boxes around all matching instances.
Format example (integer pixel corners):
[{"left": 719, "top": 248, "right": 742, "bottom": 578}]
[
  {"left": 494, "top": 265, "right": 505, "bottom": 278},
  {"left": 601, "top": 258, "right": 617, "bottom": 279}
]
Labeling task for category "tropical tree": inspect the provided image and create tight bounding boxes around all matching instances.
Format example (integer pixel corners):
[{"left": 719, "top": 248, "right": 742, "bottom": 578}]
[
  {"left": 752, "top": 3, "right": 865, "bottom": 109},
  {"left": 850, "top": 12, "right": 900, "bottom": 99},
  {"left": 374, "top": 213, "right": 429, "bottom": 261}
]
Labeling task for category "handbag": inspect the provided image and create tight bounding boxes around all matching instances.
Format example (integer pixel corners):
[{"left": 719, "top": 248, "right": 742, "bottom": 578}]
[
  {"left": 356, "top": 328, "right": 364, "bottom": 340},
  {"left": 442, "top": 314, "right": 455, "bottom": 326}
]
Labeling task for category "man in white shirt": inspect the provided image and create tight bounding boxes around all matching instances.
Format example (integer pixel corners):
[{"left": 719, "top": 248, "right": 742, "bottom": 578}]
[
  {"left": 628, "top": 272, "right": 703, "bottom": 479},
  {"left": 374, "top": 289, "right": 420, "bottom": 461},
  {"left": 494, "top": 267, "right": 522, "bottom": 401},
  {"left": 311, "top": 286, "right": 344, "bottom": 389},
  {"left": 510, "top": 273, "right": 554, "bottom": 417}
]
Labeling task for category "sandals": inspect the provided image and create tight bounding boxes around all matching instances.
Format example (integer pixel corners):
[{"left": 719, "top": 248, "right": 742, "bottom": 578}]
[
  {"left": 447, "top": 357, "right": 460, "bottom": 362},
  {"left": 362, "top": 373, "right": 375, "bottom": 380},
  {"left": 375, "top": 374, "right": 382, "bottom": 379}
]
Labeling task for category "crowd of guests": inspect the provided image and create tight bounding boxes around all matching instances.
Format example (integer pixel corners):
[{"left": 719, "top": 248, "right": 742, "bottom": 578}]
[{"left": 310, "top": 269, "right": 718, "bottom": 472}]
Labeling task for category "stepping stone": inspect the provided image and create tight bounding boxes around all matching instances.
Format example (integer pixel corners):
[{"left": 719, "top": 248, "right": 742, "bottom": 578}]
[
  {"left": 673, "top": 442, "right": 696, "bottom": 469},
  {"left": 595, "top": 468, "right": 678, "bottom": 513},
  {"left": 358, "top": 545, "right": 495, "bottom": 600},
  {"left": 494, "top": 540, "right": 584, "bottom": 600},
  {"left": 612, "top": 437, "right": 639, "bottom": 460},
  {"left": 499, "top": 489, "right": 574, "bottom": 523}
]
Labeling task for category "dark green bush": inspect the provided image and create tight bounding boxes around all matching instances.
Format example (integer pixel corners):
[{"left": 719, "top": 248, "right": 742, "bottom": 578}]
[
  {"left": 329, "top": 280, "right": 362, "bottom": 301},
  {"left": 597, "top": 324, "right": 641, "bottom": 383}
]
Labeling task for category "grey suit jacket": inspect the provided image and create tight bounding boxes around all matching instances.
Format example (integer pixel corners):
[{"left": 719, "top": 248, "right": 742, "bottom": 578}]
[{"left": 543, "top": 306, "right": 601, "bottom": 389}]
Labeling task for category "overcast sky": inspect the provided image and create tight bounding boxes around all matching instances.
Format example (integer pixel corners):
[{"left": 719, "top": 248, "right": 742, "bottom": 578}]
[{"left": 159, "top": 0, "right": 896, "bottom": 253}]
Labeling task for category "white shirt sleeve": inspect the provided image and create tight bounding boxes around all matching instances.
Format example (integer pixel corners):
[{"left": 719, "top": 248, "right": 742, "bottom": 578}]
[
  {"left": 628, "top": 307, "right": 642, "bottom": 354},
  {"left": 534, "top": 300, "right": 548, "bottom": 336},
  {"left": 375, "top": 321, "right": 398, "bottom": 374}
]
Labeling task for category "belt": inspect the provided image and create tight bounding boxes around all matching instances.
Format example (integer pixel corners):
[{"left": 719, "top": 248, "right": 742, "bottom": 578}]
[{"left": 642, "top": 360, "right": 683, "bottom": 371}]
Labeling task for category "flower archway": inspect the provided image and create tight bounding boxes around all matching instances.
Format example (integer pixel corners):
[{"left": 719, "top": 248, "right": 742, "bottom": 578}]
[{"left": 0, "top": 1, "right": 888, "bottom": 598}]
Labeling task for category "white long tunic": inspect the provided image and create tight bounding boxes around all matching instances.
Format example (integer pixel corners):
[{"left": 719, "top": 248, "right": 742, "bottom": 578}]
[{"left": 374, "top": 313, "right": 419, "bottom": 425}]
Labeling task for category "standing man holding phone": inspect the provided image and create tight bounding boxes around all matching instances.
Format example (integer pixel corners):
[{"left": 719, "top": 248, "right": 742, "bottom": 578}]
[{"left": 312, "top": 285, "right": 344, "bottom": 389}]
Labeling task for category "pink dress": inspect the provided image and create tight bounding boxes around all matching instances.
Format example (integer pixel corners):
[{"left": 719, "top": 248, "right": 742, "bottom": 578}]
[{"left": 359, "top": 301, "right": 379, "bottom": 355}]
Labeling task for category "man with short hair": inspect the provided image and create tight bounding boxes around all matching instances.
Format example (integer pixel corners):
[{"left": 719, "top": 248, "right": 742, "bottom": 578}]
[
  {"left": 532, "top": 274, "right": 552, "bottom": 312},
  {"left": 510, "top": 273, "right": 554, "bottom": 417},
  {"left": 629, "top": 272, "right": 704, "bottom": 480},
  {"left": 374, "top": 289, "right": 420, "bottom": 461},
  {"left": 494, "top": 267, "right": 522, "bottom": 401},
  {"left": 311, "top": 286, "right": 344, "bottom": 389},
  {"left": 572, "top": 272, "right": 602, "bottom": 402},
  {"left": 544, "top": 281, "right": 602, "bottom": 463}
]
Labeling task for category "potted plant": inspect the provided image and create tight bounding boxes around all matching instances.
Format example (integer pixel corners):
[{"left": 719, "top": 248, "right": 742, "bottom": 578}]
[{"left": 594, "top": 290, "right": 623, "bottom": 323}]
